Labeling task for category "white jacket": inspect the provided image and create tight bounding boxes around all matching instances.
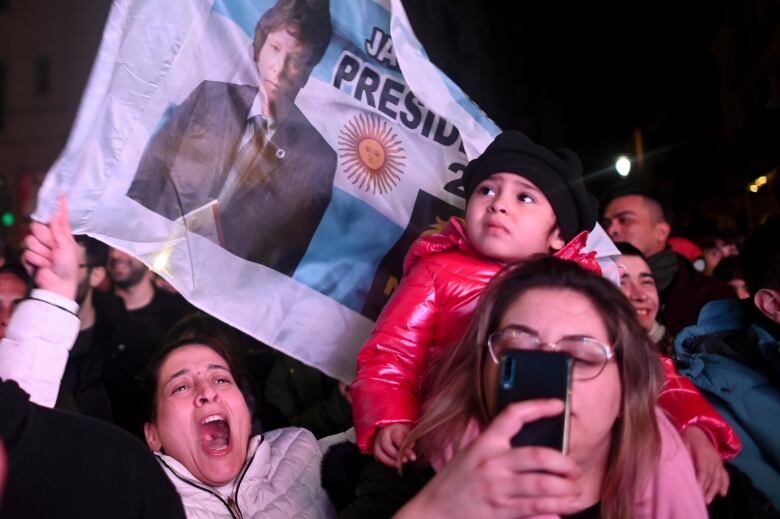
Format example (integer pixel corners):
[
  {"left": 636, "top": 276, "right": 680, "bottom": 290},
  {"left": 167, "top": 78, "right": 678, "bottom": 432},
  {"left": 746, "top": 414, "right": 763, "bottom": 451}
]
[
  {"left": 156, "top": 428, "right": 335, "bottom": 519},
  {"left": 0, "top": 289, "right": 79, "bottom": 407}
]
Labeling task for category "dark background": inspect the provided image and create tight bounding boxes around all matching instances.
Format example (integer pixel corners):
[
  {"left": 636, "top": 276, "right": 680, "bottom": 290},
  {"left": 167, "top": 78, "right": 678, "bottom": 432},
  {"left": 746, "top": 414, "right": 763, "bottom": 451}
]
[{"left": 404, "top": 0, "right": 779, "bottom": 238}]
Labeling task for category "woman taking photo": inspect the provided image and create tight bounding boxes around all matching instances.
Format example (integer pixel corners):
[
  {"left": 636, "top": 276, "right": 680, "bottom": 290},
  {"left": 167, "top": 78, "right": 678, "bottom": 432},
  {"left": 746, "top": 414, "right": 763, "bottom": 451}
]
[{"left": 329, "top": 257, "right": 706, "bottom": 518}]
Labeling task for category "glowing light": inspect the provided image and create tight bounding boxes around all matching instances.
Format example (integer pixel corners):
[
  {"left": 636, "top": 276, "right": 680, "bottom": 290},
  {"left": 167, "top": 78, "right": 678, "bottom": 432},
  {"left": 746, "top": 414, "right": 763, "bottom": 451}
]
[
  {"left": 748, "top": 184, "right": 758, "bottom": 193},
  {"left": 1, "top": 212, "right": 14, "bottom": 227},
  {"left": 152, "top": 249, "right": 171, "bottom": 271},
  {"left": 755, "top": 175, "right": 767, "bottom": 186},
  {"left": 615, "top": 156, "right": 631, "bottom": 177}
]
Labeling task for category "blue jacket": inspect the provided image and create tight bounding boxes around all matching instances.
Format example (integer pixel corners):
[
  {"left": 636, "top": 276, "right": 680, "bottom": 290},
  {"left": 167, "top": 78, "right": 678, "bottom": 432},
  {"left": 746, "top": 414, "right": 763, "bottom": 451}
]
[{"left": 675, "top": 299, "right": 780, "bottom": 508}]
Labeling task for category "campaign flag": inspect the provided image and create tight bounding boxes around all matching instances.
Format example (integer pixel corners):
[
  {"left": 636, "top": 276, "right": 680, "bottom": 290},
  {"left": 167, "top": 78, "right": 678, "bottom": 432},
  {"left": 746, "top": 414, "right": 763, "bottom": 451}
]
[{"left": 35, "top": 0, "right": 503, "bottom": 382}]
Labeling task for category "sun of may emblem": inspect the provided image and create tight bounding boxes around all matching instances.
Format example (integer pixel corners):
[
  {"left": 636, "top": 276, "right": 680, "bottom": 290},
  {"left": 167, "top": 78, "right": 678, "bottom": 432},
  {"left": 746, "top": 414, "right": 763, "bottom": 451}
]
[{"left": 338, "top": 113, "right": 406, "bottom": 194}]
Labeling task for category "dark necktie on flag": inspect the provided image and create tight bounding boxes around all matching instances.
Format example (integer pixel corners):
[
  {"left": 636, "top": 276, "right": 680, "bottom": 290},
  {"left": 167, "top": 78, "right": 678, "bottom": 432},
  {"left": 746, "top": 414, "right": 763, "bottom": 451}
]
[{"left": 220, "top": 115, "right": 269, "bottom": 207}]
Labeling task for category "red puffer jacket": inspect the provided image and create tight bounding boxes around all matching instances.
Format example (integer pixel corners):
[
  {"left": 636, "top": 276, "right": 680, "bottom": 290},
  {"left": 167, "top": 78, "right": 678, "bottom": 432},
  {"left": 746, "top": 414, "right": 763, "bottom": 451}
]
[
  {"left": 352, "top": 218, "right": 740, "bottom": 459},
  {"left": 352, "top": 218, "right": 501, "bottom": 453}
]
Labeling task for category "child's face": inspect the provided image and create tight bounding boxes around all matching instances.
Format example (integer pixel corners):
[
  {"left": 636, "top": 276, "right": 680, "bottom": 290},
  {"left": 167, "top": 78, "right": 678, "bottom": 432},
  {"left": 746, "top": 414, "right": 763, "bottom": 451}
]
[{"left": 465, "top": 173, "right": 563, "bottom": 262}]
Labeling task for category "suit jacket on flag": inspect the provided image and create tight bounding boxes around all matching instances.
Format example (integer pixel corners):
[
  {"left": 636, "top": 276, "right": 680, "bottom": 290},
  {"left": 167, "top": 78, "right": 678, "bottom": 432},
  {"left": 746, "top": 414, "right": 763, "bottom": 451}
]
[{"left": 127, "top": 80, "right": 337, "bottom": 276}]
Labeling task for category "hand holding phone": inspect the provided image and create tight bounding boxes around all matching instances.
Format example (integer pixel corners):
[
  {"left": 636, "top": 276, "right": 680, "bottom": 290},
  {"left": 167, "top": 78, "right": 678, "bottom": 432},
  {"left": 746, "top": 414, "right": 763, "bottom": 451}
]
[{"left": 496, "top": 350, "right": 572, "bottom": 452}]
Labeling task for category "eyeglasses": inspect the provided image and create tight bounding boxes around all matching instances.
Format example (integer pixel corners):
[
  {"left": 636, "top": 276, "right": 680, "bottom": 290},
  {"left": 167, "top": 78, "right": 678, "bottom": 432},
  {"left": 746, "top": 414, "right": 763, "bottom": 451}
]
[{"left": 487, "top": 326, "right": 615, "bottom": 381}]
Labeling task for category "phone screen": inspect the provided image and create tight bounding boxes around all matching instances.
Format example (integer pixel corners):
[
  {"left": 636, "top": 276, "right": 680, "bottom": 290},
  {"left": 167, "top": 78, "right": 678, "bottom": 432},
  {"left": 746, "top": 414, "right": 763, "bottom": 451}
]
[{"left": 496, "top": 350, "right": 572, "bottom": 453}]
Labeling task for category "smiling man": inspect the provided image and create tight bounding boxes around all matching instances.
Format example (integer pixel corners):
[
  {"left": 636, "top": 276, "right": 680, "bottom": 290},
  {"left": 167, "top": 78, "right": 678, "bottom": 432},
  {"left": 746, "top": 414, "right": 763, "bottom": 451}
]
[
  {"left": 615, "top": 242, "right": 662, "bottom": 337},
  {"left": 602, "top": 191, "right": 734, "bottom": 335},
  {"left": 127, "top": 0, "right": 335, "bottom": 276}
]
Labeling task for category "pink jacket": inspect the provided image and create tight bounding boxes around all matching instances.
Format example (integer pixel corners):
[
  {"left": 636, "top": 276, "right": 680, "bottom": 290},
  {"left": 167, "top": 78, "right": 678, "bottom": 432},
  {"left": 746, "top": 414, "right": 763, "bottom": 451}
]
[
  {"left": 638, "top": 410, "right": 709, "bottom": 518},
  {"left": 433, "top": 410, "right": 707, "bottom": 518}
]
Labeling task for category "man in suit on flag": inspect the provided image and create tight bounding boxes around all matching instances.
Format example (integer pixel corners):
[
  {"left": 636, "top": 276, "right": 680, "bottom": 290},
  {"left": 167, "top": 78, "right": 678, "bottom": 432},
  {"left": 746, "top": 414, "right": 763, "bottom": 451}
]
[{"left": 127, "top": 0, "right": 335, "bottom": 276}]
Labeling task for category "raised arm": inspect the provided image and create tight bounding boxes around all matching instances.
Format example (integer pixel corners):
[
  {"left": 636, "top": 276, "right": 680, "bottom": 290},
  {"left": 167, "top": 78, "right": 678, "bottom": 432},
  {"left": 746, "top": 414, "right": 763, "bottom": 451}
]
[{"left": 0, "top": 197, "right": 80, "bottom": 406}]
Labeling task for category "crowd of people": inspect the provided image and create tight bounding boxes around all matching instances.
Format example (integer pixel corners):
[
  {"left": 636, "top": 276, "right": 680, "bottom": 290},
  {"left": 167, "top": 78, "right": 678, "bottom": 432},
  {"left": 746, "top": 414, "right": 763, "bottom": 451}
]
[{"left": 0, "top": 126, "right": 778, "bottom": 519}]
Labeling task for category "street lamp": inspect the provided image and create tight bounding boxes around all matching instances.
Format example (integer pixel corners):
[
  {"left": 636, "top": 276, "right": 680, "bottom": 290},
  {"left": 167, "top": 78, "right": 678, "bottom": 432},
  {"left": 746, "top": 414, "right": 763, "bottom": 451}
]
[{"left": 615, "top": 156, "right": 631, "bottom": 177}]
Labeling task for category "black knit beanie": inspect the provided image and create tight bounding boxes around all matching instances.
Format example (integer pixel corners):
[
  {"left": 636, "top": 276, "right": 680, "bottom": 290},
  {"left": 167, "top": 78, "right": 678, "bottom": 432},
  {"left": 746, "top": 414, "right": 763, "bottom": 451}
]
[{"left": 462, "top": 131, "right": 599, "bottom": 241}]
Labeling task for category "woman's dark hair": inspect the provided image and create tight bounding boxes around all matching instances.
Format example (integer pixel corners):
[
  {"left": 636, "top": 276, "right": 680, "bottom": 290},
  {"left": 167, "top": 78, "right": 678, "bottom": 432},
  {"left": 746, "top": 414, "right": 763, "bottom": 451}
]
[
  {"left": 614, "top": 241, "right": 645, "bottom": 259},
  {"left": 144, "top": 313, "right": 258, "bottom": 424}
]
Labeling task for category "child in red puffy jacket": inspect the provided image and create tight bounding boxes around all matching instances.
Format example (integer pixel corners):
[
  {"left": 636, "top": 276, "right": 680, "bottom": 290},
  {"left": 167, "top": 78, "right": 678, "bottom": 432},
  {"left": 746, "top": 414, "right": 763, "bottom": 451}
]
[{"left": 351, "top": 131, "right": 739, "bottom": 484}]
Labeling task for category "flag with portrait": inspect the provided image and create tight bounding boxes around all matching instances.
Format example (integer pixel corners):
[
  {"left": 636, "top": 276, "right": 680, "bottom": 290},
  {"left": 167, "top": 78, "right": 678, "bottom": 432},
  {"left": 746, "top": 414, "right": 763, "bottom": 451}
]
[{"left": 37, "top": 0, "right": 504, "bottom": 381}]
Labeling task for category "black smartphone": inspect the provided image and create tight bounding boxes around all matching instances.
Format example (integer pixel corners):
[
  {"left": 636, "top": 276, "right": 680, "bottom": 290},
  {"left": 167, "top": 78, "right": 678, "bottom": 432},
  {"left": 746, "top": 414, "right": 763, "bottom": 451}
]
[{"left": 496, "top": 350, "right": 573, "bottom": 453}]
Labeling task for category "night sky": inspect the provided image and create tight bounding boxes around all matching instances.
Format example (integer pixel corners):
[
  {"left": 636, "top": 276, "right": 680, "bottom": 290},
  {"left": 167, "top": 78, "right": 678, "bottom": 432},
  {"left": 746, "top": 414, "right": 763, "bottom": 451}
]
[
  {"left": 407, "top": 1, "right": 722, "bottom": 155},
  {"left": 404, "top": 0, "right": 775, "bottom": 234}
]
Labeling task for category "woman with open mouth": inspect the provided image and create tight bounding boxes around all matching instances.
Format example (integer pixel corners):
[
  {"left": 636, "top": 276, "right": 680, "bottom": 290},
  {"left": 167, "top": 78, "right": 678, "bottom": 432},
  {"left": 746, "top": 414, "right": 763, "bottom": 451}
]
[{"left": 142, "top": 319, "right": 335, "bottom": 518}]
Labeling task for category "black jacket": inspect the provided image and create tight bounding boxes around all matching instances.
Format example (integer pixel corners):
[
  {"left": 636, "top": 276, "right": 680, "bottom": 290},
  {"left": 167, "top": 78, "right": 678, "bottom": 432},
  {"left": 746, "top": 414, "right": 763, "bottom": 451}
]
[
  {"left": 658, "top": 253, "right": 735, "bottom": 335},
  {"left": 100, "top": 288, "right": 193, "bottom": 437},
  {"left": 0, "top": 379, "right": 185, "bottom": 519},
  {"left": 321, "top": 441, "right": 433, "bottom": 518}
]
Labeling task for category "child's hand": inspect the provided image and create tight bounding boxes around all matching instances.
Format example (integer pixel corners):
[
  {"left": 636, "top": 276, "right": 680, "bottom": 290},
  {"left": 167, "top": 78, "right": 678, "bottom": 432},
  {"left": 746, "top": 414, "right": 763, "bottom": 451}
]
[
  {"left": 374, "top": 423, "right": 416, "bottom": 467},
  {"left": 682, "top": 426, "right": 730, "bottom": 503}
]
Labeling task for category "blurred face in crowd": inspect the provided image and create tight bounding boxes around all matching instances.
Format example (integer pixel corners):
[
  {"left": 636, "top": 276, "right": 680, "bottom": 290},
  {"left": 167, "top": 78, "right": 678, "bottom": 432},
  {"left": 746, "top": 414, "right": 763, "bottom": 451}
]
[
  {"left": 465, "top": 173, "right": 564, "bottom": 263},
  {"left": 702, "top": 248, "right": 721, "bottom": 276},
  {"left": 483, "top": 287, "right": 620, "bottom": 467},
  {"left": 76, "top": 245, "right": 91, "bottom": 304},
  {"left": 0, "top": 273, "right": 27, "bottom": 339},
  {"left": 618, "top": 254, "right": 659, "bottom": 331},
  {"left": 255, "top": 27, "right": 312, "bottom": 117},
  {"left": 718, "top": 240, "right": 739, "bottom": 258},
  {"left": 702, "top": 239, "right": 738, "bottom": 276},
  {"left": 145, "top": 345, "right": 252, "bottom": 487},
  {"left": 107, "top": 249, "right": 148, "bottom": 290},
  {"left": 75, "top": 243, "right": 106, "bottom": 306},
  {"left": 603, "top": 195, "right": 670, "bottom": 257}
]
